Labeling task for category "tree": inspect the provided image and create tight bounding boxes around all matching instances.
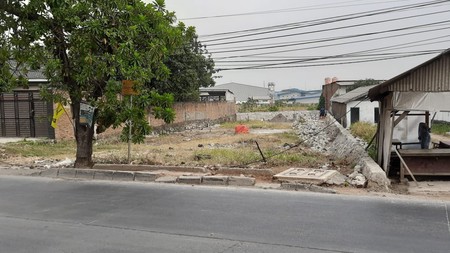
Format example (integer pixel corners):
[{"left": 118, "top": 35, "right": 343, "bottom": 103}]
[
  {"left": 147, "top": 25, "right": 216, "bottom": 102},
  {"left": 0, "top": 0, "right": 184, "bottom": 167},
  {"left": 347, "top": 78, "right": 382, "bottom": 92}
]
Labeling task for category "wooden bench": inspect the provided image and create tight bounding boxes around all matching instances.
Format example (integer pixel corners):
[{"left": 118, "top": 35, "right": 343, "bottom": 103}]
[{"left": 399, "top": 149, "right": 450, "bottom": 180}]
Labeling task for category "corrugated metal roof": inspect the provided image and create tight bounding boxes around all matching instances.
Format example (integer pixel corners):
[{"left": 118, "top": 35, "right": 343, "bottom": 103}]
[
  {"left": 369, "top": 48, "right": 450, "bottom": 100},
  {"left": 201, "top": 82, "right": 269, "bottom": 102},
  {"left": 331, "top": 85, "right": 376, "bottom": 104}
]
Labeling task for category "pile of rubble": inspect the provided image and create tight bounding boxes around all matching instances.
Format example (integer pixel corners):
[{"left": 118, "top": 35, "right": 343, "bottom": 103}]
[{"left": 292, "top": 111, "right": 369, "bottom": 188}]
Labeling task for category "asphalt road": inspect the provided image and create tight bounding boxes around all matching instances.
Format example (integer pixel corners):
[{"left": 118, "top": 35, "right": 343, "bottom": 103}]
[{"left": 0, "top": 176, "right": 449, "bottom": 253}]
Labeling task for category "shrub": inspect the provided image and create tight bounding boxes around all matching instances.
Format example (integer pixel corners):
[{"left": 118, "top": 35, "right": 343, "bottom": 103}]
[{"left": 350, "top": 121, "right": 377, "bottom": 142}]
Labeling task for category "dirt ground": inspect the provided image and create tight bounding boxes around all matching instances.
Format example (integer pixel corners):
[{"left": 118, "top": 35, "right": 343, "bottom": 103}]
[{"left": 1, "top": 122, "right": 450, "bottom": 202}]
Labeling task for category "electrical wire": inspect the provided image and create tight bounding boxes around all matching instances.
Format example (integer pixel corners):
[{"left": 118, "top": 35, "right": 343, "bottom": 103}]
[
  {"left": 181, "top": 0, "right": 414, "bottom": 21},
  {"left": 200, "top": 0, "right": 448, "bottom": 41},
  {"left": 207, "top": 9, "right": 450, "bottom": 51}
]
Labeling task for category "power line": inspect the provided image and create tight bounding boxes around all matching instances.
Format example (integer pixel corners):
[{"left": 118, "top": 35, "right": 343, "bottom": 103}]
[
  {"left": 216, "top": 49, "right": 443, "bottom": 71},
  {"left": 200, "top": 0, "right": 448, "bottom": 41},
  {"left": 214, "top": 50, "right": 446, "bottom": 63},
  {"left": 181, "top": 0, "right": 413, "bottom": 21},
  {"left": 207, "top": 9, "right": 450, "bottom": 51},
  {"left": 211, "top": 25, "right": 450, "bottom": 60}
]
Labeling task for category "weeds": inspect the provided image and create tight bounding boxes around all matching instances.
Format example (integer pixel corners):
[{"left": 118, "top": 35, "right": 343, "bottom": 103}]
[
  {"left": 350, "top": 121, "right": 377, "bottom": 142},
  {"left": 431, "top": 120, "right": 450, "bottom": 136}
]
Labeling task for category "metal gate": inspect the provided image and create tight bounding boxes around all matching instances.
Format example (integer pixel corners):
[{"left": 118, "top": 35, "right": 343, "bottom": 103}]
[{"left": 0, "top": 90, "right": 54, "bottom": 138}]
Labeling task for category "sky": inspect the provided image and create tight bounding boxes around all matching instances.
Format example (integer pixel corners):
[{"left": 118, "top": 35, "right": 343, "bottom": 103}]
[{"left": 147, "top": 0, "right": 450, "bottom": 91}]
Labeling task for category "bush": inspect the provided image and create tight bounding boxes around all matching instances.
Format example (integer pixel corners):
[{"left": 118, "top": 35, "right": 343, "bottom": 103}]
[
  {"left": 431, "top": 120, "right": 450, "bottom": 136},
  {"left": 350, "top": 121, "right": 377, "bottom": 142}
]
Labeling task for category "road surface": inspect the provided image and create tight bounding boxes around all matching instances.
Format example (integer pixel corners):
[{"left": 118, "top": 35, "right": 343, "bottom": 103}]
[{"left": 0, "top": 176, "right": 449, "bottom": 253}]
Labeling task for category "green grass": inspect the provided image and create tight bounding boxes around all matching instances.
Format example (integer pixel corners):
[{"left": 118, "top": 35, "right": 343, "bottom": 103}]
[
  {"left": 194, "top": 149, "right": 261, "bottom": 165},
  {"left": 2, "top": 140, "right": 76, "bottom": 157},
  {"left": 431, "top": 121, "right": 450, "bottom": 136},
  {"left": 350, "top": 121, "right": 377, "bottom": 142},
  {"left": 193, "top": 146, "right": 325, "bottom": 167}
]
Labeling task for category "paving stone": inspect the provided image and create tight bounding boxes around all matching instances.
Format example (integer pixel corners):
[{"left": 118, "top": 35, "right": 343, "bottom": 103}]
[
  {"left": 113, "top": 171, "right": 135, "bottom": 181},
  {"left": 274, "top": 168, "right": 338, "bottom": 185},
  {"left": 228, "top": 176, "right": 255, "bottom": 186},
  {"left": 255, "top": 183, "right": 281, "bottom": 190},
  {"left": 281, "top": 182, "right": 310, "bottom": 191},
  {"left": 178, "top": 175, "right": 202, "bottom": 184},
  {"left": 309, "top": 185, "right": 337, "bottom": 194},
  {"left": 39, "top": 168, "right": 59, "bottom": 177},
  {"left": 134, "top": 172, "right": 159, "bottom": 182},
  {"left": 58, "top": 168, "right": 76, "bottom": 178},
  {"left": 155, "top": 176, "right": 178, "bottom": 183},
  {"left": 202, "top": 176, "right": 228, "bottom": 185},
  {"left": 75, "top": 169, "right": 95, "bottom": 179},
  {"left": 94, "top": 170, "right": 114, "bottom": 180}
]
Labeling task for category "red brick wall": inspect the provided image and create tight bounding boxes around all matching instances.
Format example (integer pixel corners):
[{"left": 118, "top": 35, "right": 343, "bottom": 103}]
[{"left": 54, "top": 101, "right": 236, "bottom": 140}]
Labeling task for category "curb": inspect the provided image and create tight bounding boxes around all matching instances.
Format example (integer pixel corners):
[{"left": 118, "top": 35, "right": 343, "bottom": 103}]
[{"left": 39, "top": 168, "right": 256, "bottom": 187}]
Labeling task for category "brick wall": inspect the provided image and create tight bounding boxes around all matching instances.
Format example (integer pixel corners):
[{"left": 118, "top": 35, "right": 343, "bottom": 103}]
[{"left": 54, "top": 101, "right": 237, "bottom": 140}]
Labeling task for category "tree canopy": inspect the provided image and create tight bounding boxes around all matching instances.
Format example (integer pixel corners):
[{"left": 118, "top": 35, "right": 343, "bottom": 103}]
[
  {"left": 148, "top": 26, "right": 216, "bottom": 102},
  {"left": 0, "top": 0, "right": 206, "bottom": 167}
]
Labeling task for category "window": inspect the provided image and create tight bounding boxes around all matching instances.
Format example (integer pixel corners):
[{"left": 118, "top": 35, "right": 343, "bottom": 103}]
[{"left": 374, "top": 107, "right": 380, "bottom": 123}]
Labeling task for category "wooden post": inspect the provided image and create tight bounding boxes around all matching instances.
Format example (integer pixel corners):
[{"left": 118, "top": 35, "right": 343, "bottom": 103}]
[{"left": 394, "top": 148, "right": 419, "bottom": 186}]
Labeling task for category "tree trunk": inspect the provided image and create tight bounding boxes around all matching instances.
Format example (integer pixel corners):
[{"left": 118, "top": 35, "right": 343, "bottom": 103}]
[{"left": 72, "top": 101, "right": 95, "bottom": 168}]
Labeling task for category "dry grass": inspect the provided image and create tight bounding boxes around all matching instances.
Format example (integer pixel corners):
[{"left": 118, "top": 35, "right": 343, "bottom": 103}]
[{"left": 1, "top": 121, "right": 329, "bottom": 171}]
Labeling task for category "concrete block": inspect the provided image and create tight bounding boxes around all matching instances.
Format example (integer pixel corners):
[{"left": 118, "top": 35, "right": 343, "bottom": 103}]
[
  {"left": 228, "top": 176, "right": 255, "bottom": 186},
  {"left": 134, "top": 172, "right": 159, "bottom": 182},
  {"left": 155, "top": 176, "right": 177, "bottom": 184},
  {"left": 178, "top": 175, "right": 202, "bottom": 184},
  {"left": 94, "top": 170, "right": 114, "bottom": 180},
  {"left": 39, "top": 168, "right": 59, "bottom": 177},
  {"left": 202, "top": 176, "right": 228, "bottom": 185},
  {"left": 112, "top": 171, "right": 135, "bottom": 181},
  {"left": 58, "top": 168, "right": 76, "bottom": 178},
  {"left": 76, "top": 169, "right": 94, "bottom": 179}
]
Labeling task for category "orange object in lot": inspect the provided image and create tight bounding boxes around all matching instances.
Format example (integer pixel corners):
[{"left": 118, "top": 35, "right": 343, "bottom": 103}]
[{"left": 235, "top": 125, "right": 249, "bottom": 134}]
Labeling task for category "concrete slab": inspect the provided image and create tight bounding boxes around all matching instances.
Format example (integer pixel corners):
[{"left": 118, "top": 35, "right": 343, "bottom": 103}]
[
  {"left": 113, "top": 171, "right": 135, "bottom": 181},
  {"left": 408, "top": 181, "right": 450, "bottom": 194},
  {"left": 76, "top": 169, "right": 94, "bottom": 180},
  {"left": 93, "top": 164, "right": 206, "bottom": 173},
  {"left": 94, "top": 170, "right": 114, "bottom": 180},
  {"left": 228, "top": 176, "right": 255, "bottom": 186},
  {"left": 134, "top": 172, "right": 159, "bottom": 182},
  {"left": 58, "top": 168, "right": 76, "bottom": 178},
  {"left": 274, "top": 168, "right": 338, "bottom": 185},
  {"left": 39, "top": 168, "right": 59, "bottom": 177},
  {"left": 155, "top": 176, "right": 178, "bottom": 183},
  {"left": 178, "top": 175, "right": 202, "bottom": 184},
  {"left": 202, "top": 176, "right": 228, "bottom": 185}
]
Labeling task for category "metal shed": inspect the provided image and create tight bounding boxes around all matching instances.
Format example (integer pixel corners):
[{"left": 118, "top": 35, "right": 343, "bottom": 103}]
[{"left": 368, "top": 48, "right": 450, "bottom": 175}]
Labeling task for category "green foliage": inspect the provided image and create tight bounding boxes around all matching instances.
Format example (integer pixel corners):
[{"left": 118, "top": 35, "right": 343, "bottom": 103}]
[
  {"left": 268, "top": 105, "right": 279, "bottom": 112},
  {"left": 350, "top": 121, "right": 378, "bottom": 160},
  {"left": 147, "top": 26, "right": 216, "bottom": 102},
  {"left": 350, "top": 121, "right": 377, "bottom": 142},
  {"left": 317, "top": 94, "right": 325, "bottom": 110},
  {"left": 0, "top": 0, "right": 188, "bottom": 165},
  {"left": 431, "top": 120, "right": 450, "bottom": 136},
  {"left": 347, "top": 79, "right": 382, "bottom": 92},
  {"left": 2, "top": 140, "right": 76, "bottom": 157}
]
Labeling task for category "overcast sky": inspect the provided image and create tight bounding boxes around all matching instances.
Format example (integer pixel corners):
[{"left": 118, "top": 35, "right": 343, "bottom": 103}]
[{"left": 148, "top": 0, "right": 450, "bottom": 91}]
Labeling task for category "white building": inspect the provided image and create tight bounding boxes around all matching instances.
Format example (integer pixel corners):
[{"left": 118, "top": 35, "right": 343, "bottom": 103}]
[{"left": 330, "top": 85, "right": 378, "bottom": 128}]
